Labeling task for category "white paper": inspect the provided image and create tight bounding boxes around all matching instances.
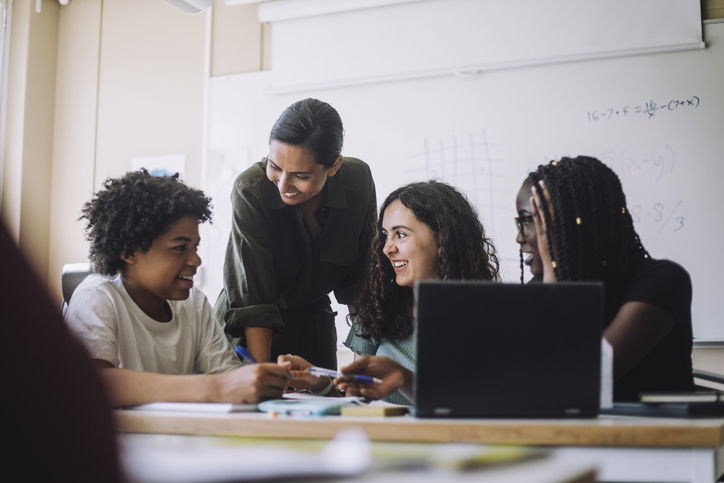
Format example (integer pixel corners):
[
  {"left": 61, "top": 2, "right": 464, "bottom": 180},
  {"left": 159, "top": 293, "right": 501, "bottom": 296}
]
[
  {"left": 282, "top": 392, "right": 367, "bottom": 404},
  {"left": 126, "top": 402, "right": 257, "bottom": 413}
]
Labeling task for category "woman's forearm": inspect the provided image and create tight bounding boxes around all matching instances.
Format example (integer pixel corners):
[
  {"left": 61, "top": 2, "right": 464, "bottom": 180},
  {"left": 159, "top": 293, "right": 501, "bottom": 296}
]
[{"left": 244, "top": 326, "right": 273, "bottom": 363}]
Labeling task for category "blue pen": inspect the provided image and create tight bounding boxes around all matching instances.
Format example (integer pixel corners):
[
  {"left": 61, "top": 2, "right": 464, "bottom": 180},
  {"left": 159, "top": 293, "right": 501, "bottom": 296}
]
[
  {"left": 234, "top": 345, "right": 257, "bottom": 364},
  {"left": 309, "top": 366, "right": 382, "bottom": 384}
]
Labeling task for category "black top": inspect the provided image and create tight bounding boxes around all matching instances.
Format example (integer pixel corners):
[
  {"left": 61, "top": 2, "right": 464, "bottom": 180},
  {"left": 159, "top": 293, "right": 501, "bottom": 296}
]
[
  {"left": 613, "top": 258, "right": 694, "bottom": 401},
  {"left": 215, "top": 157, "right": 377, "bottom": 338}
]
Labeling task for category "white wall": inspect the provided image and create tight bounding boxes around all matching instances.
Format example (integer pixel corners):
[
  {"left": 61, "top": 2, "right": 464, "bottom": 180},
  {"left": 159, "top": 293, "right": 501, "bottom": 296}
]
[
  {"left": 3, "top": 0, "right": 59, "bottom": 287},
  {"left": 21, "top": 0, "right": 207, "bottom": 302}
]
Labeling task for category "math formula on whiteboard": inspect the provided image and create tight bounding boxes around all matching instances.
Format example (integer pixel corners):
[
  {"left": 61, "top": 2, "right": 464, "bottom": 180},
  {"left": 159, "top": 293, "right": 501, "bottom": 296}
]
[
  {"left": 630, "top": 201, "right": 684, "bottom": 235},
  {"left": 599, "top": 145, "right": 675, "bottom": 182},
  {"left": 587, "top": 96, "right": 700, "bottom": 122}
]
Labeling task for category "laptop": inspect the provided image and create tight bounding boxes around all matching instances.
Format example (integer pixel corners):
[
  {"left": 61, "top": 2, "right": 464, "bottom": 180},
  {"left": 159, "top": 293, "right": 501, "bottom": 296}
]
[{"left": 414, "top": 281, "right": 603, "bottom": 418}]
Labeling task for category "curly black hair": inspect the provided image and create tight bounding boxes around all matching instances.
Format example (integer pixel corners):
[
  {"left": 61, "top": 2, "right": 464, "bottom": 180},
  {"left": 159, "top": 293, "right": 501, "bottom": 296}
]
[
  {"left": 80, "top": 169, "right": 212, "bottom": 275},
  {"left": 525, "top": 156, "right": 649, "bottom": 323},
  {"left": 352, "top": 180, "right": 500, "bottom": 342}
]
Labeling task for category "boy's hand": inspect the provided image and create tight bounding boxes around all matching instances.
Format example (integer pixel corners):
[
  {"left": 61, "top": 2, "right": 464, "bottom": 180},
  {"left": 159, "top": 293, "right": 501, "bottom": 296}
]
[
  {"left": 277, "top": 354, "right": 334, "bottom": 393},
  {"left": 214, "top": 363, "right": 291, "bottom": 404}
]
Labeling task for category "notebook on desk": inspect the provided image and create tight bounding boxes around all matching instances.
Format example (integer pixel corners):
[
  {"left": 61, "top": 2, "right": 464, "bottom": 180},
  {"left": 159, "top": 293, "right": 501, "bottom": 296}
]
[{"left": 414, "top": 281, "right": 603, "bottom": 418}]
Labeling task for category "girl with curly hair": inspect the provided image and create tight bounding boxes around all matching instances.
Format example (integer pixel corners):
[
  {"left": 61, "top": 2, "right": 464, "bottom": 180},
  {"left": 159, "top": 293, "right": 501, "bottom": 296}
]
[
  {"left": 517, "top": 156, "right": 693, "bottom": 401},
  {"left": 282, "top": 181, "right": 499, "bottom": 403}
]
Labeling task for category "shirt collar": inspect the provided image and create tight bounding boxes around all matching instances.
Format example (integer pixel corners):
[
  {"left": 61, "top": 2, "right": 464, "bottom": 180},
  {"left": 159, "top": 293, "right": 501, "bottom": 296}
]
[{"left": 323, "top": 170, "right": 348, "bottom": 209}]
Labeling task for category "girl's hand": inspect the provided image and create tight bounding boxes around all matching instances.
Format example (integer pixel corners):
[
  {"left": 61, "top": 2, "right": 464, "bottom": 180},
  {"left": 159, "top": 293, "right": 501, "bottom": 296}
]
[
  {"left": 277, "top": 354, "right": 333, "bottom": 393},
  {"left": 334, "top": 356, "right": 411, "bottom": 401},
  {"left": 530, "top": 181, "right": 558, "bottom": 283}
]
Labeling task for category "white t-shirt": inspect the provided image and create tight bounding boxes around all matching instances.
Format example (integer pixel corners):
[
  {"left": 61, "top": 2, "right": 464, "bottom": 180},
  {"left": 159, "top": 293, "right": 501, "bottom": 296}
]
[{"left": 65, "top": 274, "right": 241, "bottom": 375}]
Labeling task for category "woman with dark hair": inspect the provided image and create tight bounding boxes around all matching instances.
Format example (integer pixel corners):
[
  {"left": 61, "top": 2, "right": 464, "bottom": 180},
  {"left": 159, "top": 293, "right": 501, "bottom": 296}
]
[
  {"left": 281, "top": 180, "right": 499, "bottom": 403},
  {"left": 518, "top": 156, "right": 694, "bottom": 401},
  {"left": 215, "top": 99, "right": 376, "bottom": 370}
]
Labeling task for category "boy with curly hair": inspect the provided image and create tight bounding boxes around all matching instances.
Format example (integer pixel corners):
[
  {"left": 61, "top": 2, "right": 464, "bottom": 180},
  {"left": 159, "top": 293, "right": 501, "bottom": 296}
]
[{"left": 65, "top": 170, "right": 291, "bottom": 408}]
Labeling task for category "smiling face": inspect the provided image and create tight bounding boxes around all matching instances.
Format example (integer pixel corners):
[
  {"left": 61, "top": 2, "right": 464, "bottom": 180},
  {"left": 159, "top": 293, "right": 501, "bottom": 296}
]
[
  {"left": 381, "top": 200, "right": 439, "bottom": 287},
  {"left": 121, "top": 215, "right": 202, "bottom": 321},
  {"left": 266, "top": 140, "right": 342, "bottom": 207},
  {"left": 516, "top": 184, "right": 543, "bottom": 277}
]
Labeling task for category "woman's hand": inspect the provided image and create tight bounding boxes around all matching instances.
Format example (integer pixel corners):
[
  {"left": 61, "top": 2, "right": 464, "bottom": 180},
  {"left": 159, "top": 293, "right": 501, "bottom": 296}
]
[
  {"left": 277, "top": 354, "right": 334, "bottom": 393},
  {"left": 530, "top": 181, "right": 558, "bottom": 283},
  {"left": 334, "top": 356, "right": 413, "bottom": 401}
]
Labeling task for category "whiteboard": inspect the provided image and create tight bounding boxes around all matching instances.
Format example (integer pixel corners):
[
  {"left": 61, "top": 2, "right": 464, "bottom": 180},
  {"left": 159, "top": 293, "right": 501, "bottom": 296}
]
[
  {"left": 266, "top": 0, "right": 702, "bottom": 92},
  {"left": 204, "top": 22, "right": 724, "bottom": 341}
]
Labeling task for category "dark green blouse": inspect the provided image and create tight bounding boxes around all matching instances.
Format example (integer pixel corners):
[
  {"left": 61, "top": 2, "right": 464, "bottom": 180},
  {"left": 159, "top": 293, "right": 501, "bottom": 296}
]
[{"left": 215, "top": 157, "right": 377, "bottom": 338}]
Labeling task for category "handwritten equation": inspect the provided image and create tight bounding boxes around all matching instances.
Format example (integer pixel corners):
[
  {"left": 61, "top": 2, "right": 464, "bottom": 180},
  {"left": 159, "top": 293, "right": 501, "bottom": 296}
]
[
  {"left": 600, "top": 145, "right": 675, "bottom": 182},
  {"left": 588, "top": 96, "right": 700, "bottom": 122},
  {"left": 543, "top": 148, "right": 685, "bottom": 235},
  {"left": 545, "top": 145, "right": 676, "bottom": 183},
  {"left": 630, "top": 201, "right": 684, "bottom": 235}
]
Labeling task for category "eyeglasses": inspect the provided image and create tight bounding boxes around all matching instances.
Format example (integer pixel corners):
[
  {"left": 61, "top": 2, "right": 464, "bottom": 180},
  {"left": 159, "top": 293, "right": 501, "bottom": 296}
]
[{"left": 514, "top": 215, "right": 534, "bottom": 235}]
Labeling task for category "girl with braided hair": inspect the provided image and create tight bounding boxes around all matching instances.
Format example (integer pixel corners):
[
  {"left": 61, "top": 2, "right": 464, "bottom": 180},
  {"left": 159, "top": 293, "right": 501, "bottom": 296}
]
[
  {"left": 515, "top": 177, "right": 544, "bottom": 284},
  {"left": 283, "top": 180, "right": 500, "bottom": 403},
  {"left": 516, "top": 156, "right": 694, "bottom": 401}
]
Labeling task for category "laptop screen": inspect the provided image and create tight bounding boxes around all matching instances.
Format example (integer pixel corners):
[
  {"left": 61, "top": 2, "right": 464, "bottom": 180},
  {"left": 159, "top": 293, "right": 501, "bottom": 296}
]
[{"left": 414, "top": 281, "right": 603, "bottom": 418}]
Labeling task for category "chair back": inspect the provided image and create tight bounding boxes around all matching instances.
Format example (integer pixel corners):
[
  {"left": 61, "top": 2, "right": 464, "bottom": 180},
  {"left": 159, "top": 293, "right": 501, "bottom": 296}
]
[{"left": 61, "top": 263, "right": 94, "bottom": 315}]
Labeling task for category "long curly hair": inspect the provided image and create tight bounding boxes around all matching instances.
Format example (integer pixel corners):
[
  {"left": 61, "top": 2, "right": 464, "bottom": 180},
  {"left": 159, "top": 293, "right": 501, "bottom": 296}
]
[
  {"left": 525, "top": 156, "right": 649, "bottom": 323},
  {"left": 80, "top": 169, "right": 212, "bottom": 275},
  {"left": 352, "top": 180, "right": 500, "bottom": 342}
]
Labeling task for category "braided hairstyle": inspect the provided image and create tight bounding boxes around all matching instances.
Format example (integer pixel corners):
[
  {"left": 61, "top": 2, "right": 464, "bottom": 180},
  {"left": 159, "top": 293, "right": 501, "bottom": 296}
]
[
  {"left": 525, "top": 156, "right": 649, "bottom": 323},
  {"left": 352, "top": 180, "right": 500, "bottom": 342},
  {"left": 80, "top": 169, "right": 212, "bottom": 275}
]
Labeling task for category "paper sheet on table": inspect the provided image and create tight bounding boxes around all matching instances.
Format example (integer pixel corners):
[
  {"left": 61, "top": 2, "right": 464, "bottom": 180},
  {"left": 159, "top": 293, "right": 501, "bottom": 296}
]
[
  {"left": 125, "top": 402, "right": 258, "bottom": 413},
  {"left": 280, "top": 392, "right": 410, "bottom": 416},
  {"left": 282, "top": 391, "right": 409, "bottom": 407},
  {"left": 282, "top": 391, "right": 367, "bottom": 403},
  {"left": 121, "top": 428, "right": 371, "bottom": 483}
]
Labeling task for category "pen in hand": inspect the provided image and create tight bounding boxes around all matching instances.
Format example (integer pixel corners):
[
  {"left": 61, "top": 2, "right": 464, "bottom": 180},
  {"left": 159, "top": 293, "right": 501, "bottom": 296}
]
[
  {"left": 234, "top": 345, "right": 257, "bottom": 364},
  {"left": 309, "top": 366, "right": 382, "bottom": 384}
]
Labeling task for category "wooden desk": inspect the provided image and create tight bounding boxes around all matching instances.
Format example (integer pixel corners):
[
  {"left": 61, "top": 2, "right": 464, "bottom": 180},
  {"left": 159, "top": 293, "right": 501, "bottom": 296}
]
[{"left": 116, "top": 410, "right": 724, "bottom": 483}]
